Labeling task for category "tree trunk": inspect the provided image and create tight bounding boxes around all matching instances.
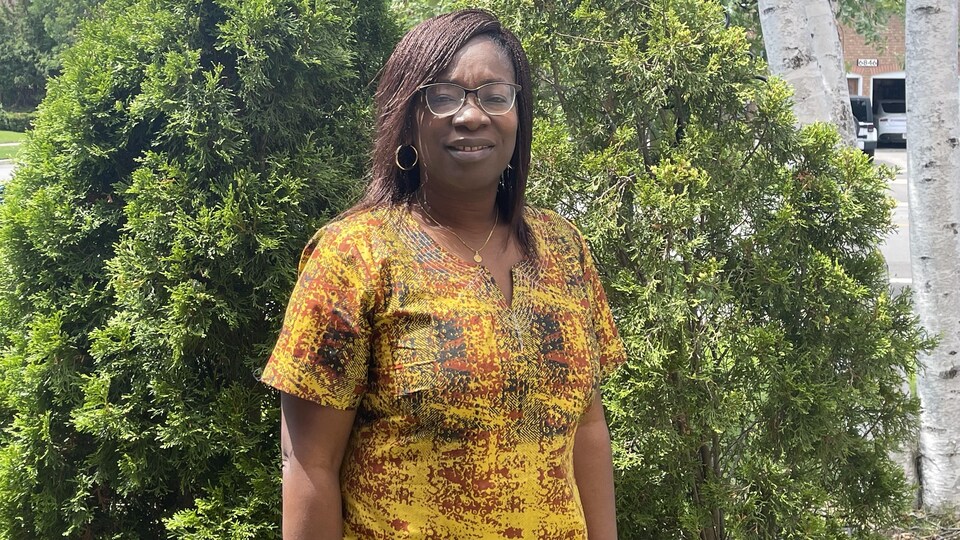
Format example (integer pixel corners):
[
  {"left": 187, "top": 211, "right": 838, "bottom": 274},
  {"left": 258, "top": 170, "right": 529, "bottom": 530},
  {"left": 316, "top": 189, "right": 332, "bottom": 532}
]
[
  {"left": 891, "top": 403, "right": 923, "bottom": 509},
  {"left": 906, "top": 0, "right": 960, "bottom": 514},
  {"left": 757, "top": 0, "right": 833, "bottom": 127},
  {"left": 758, "top": 0, "right": 856, "bottom": 145},
  {"left": 804, "top": 0, "right": 856, "bottom": 145}
]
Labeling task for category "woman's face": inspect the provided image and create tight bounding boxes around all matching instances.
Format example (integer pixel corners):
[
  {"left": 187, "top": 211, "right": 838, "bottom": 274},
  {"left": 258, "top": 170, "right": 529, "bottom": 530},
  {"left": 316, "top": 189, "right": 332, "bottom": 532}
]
[{"left": 414, "top": 36, "right": 518, "bottom": 195}]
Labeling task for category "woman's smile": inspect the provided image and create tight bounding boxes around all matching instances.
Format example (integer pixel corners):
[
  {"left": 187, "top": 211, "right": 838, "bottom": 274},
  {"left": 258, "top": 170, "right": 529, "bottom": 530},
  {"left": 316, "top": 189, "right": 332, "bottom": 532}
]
[
  {"left": 447, "top": 138, "right": 496, "bottom": 161},
  {"left": 451, "top": 145, "right": 490, "bottom": 152}
]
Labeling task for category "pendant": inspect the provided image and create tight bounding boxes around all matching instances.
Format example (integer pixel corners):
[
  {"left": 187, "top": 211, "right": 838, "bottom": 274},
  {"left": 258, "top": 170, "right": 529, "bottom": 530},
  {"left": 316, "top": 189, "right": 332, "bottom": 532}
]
[{"left": 474, "top": 253, "right": 483, "bottom": 263}]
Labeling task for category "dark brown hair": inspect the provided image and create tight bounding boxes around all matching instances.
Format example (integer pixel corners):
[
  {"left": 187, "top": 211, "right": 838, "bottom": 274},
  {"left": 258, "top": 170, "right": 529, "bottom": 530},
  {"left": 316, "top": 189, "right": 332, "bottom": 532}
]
[{"left": 351, "top": 9, "right": 535, "bottom": 254}]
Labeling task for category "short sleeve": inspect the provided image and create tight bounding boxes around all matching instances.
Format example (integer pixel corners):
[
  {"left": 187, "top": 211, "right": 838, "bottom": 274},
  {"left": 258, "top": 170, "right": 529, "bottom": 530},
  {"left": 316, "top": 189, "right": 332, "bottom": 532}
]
[
  {"left": 260, "top": 223, "right": 376, "bottom": 409},
  {"left": 576, "top": 228, "right": 628, "bottom": 380}
]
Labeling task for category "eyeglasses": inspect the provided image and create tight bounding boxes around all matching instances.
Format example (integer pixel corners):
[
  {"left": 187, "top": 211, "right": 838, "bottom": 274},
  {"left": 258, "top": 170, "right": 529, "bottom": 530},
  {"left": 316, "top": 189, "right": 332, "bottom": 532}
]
[{"left": 419, "top": 82, "right": 521, "bottom": 117}]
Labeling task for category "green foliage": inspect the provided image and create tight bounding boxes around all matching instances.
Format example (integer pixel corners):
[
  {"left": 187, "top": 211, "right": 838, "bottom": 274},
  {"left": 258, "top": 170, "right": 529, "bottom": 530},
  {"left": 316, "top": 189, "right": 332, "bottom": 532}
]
[
  {"left": 834, "top": 0, "right": 905, "bottom": 47},
  {"left": 0, "top": 0, "right": 395, "bottom": 537},
  {"left": 0, "top": 0, "right": 103, "bottom": 109},
  {"left": 474, "top": 0, "right": 930, "bottom": 537},
  {"left": 390, "top": 0, "right": 456, "bottom": 29},
  {"left": 0, "top": 110, "right": 39, "bottom": 132}
]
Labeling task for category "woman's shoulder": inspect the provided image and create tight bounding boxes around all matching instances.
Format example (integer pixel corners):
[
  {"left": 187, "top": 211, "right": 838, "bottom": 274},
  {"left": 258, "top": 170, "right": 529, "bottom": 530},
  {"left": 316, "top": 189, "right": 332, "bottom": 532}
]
[
  {"left": 319, "top": 205, "right": 395, "bottom": 237},
  {"left": 307, "top": 205, "right": 401, "bottom": 246},
  {"left": 524, "top": 206, "right": 591, "bottom": 268},
  {"left": 524, "top": 206, "right": 585, "bottom": 244},
  {"left": 298, "top": 206, "right": 399, "bottom": 270}
]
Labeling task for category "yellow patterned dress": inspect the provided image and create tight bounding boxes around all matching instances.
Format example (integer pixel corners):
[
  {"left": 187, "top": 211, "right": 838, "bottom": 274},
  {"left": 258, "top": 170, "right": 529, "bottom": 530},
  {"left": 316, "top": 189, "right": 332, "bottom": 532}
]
[{"left": 261, "top": 205, "right": 626, "bottom": 539}]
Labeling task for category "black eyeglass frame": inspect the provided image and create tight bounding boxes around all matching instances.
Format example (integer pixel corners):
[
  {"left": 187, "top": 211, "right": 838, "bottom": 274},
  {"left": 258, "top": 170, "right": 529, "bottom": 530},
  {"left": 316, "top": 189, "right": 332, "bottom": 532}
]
[{"left": 418, "top": 82, "right": 522, "bottom": 118}]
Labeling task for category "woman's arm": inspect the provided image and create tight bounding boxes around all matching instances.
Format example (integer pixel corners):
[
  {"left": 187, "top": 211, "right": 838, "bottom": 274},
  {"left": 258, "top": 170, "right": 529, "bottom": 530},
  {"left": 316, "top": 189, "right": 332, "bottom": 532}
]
[
  {"left": 573, "top": 390, "right": 618, "bottom": 540},
  {"left": 281, "top": 392, "right": 357, "bottom": 540}
]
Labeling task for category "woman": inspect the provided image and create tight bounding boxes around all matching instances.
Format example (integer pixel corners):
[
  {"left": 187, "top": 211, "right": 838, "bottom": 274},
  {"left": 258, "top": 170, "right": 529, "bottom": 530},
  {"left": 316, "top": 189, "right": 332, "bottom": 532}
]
[{"left": 261, "top": 9, "right": 626, "bottom": 539}]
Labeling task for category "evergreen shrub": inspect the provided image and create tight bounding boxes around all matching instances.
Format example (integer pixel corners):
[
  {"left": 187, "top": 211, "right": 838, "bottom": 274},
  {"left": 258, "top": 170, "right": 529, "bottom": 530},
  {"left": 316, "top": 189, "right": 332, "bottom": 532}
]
[
  {"left": 0, "top": 0, "right": 394, "bottom": 537},
  {"left": 0, "top": 110, "right": 38, "bottom": 133},
  {"left": 0, "top": 0, "right": 105, "bottom": 109},
  {"left": 477, "top": 0, "right": 932, "bottom": 538}
]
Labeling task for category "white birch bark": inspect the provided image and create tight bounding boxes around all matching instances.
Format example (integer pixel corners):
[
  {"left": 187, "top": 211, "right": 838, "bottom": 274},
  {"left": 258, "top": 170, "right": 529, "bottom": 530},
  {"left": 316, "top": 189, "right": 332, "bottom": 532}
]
[
  {"left": 906, "top": 0, "right": 960, "bottom": 513},
  {"left": 804, "top": 0, "right": 856, "bottom": 145},
  {"left": 758, "top": 0, "right": 833, "bottom": 127}
]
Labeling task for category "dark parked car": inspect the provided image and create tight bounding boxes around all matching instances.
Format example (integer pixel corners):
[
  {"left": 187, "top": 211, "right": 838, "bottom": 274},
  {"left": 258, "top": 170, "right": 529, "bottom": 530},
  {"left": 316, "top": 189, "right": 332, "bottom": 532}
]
[{"left": 850, "top": 95, "right": 877, "bottom": 157}]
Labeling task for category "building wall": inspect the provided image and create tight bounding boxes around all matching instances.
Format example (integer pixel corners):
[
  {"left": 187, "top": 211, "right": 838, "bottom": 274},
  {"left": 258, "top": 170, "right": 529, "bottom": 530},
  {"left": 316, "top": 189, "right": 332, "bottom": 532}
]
[{"left": 839, "top": 17, "right": 906, "bottom": 99}]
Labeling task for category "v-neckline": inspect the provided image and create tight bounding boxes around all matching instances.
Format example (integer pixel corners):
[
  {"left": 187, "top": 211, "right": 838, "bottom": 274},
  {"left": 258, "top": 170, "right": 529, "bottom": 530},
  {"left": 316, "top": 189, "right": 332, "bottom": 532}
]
[{"left": 395, "top": 206, "right": 534, "bottom": 310}]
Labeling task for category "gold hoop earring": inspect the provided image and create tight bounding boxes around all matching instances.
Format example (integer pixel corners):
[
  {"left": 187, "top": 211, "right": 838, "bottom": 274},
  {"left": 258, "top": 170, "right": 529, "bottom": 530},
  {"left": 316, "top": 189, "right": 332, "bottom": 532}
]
[{"left": 395, "top": 145, "right": 419, "bottom": 171}]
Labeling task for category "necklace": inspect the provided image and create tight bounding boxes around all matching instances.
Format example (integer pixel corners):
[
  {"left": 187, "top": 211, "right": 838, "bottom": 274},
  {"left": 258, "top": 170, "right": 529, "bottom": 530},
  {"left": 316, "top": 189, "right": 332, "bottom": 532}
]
[{"left": 417, "top": 196, "right": 498, "bottom": 263}]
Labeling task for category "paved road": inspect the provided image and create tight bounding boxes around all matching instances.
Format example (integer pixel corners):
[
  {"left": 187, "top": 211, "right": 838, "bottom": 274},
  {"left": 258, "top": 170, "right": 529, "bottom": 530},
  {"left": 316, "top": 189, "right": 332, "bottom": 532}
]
[
  {"left": 874, "top": 146, "right": 911, "bottom": 293},
  {"left": 0, "top": 161, "right": 13, "bottom": 183}
]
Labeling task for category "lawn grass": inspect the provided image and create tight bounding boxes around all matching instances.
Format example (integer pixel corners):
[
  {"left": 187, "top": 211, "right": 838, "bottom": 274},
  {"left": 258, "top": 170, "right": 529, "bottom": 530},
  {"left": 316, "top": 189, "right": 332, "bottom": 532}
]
[
  {"left": 0, "top": 145, "right": 19, "bottom": 160},
  {"left": 0, "top": 130, "right": 24, "bottom": 160},
  {"left": 0, "top": 130, "right": 26, "bottom": 144}
]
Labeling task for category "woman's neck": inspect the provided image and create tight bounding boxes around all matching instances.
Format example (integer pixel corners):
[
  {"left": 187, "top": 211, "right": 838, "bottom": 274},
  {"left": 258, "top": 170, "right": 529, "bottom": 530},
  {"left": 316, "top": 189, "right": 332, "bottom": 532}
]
[{"left": 416, "top": 186, "right": 499, "bottom": 234}]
